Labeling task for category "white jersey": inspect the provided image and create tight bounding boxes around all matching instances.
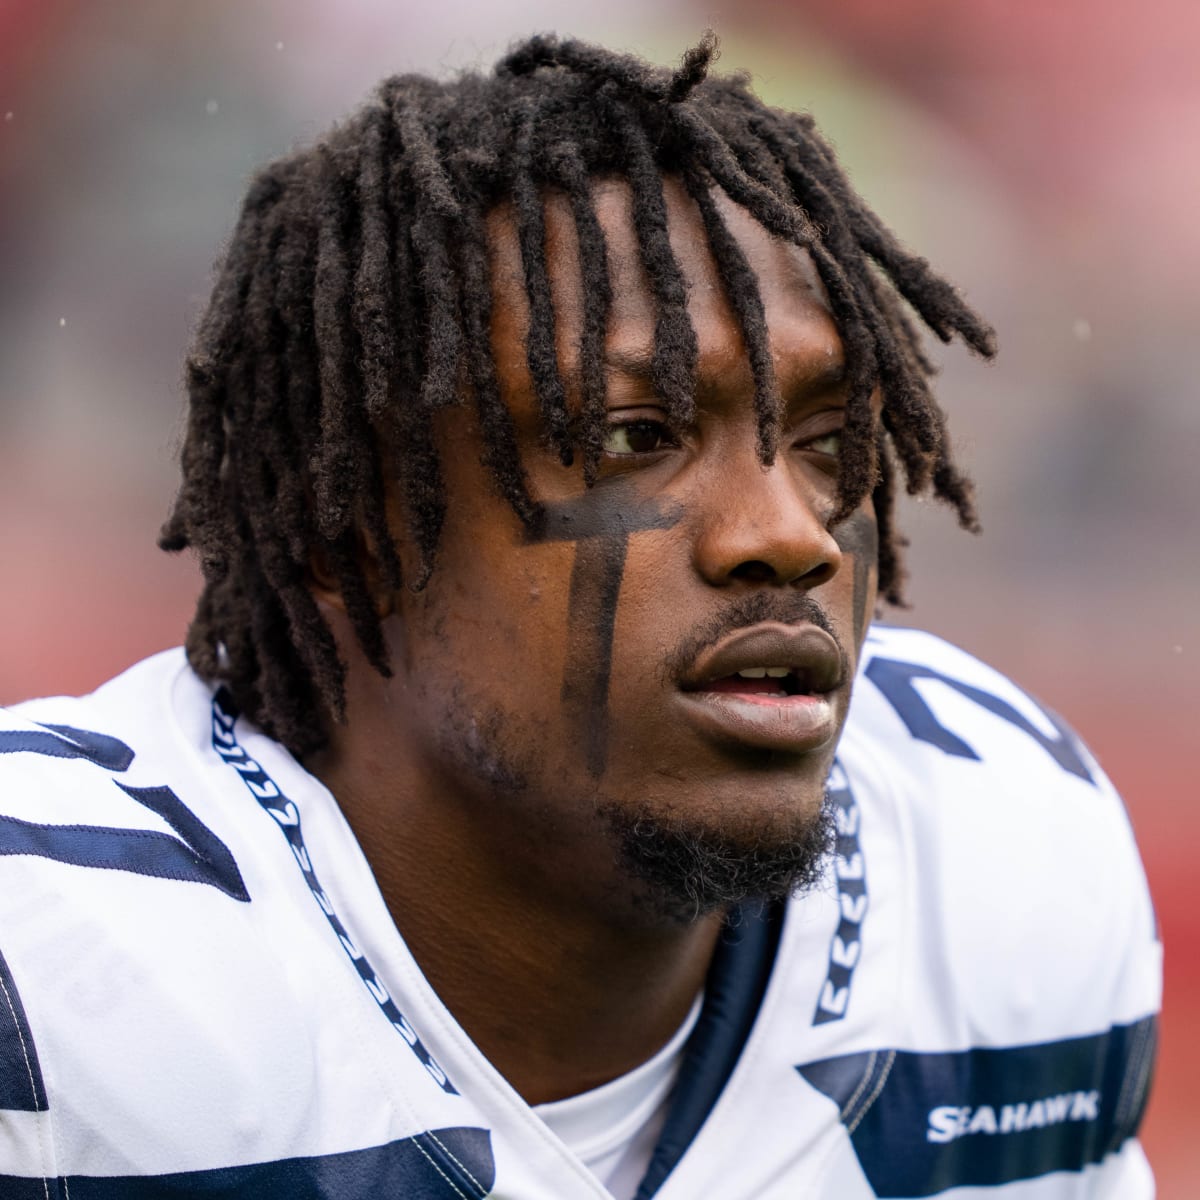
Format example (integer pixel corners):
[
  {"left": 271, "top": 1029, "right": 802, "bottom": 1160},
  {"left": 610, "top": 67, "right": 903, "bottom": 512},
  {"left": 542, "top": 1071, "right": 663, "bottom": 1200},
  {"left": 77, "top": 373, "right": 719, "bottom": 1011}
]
[{"left": 0, "top": 626, "right": 1160, "bottom": 1198}]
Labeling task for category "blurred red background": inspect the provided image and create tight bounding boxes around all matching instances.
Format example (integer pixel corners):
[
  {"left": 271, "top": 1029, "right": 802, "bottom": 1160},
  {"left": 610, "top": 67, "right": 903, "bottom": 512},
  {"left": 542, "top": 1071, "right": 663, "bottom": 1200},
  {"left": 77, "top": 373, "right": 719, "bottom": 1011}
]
[{"left": 2, "top": 0, "right": 1195, "bottom": 1189}]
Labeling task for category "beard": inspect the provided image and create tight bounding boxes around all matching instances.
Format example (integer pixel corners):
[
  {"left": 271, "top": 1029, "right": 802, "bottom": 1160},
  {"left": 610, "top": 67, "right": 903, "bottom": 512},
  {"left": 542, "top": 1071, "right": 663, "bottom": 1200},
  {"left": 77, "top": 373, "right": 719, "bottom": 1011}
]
[
  {"left": 597, "top": 785, "right": 836, "bottom": 925},
  {"left": 428, "top": 583, "right": 847, "bottom": 927}
]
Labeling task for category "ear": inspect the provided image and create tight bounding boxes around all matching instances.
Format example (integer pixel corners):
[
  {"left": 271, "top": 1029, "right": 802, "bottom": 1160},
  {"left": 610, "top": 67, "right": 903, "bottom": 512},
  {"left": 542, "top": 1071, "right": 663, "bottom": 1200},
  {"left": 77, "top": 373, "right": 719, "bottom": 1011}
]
[{"left": 308, "top": 532, "right": 396, "bottom": 619}]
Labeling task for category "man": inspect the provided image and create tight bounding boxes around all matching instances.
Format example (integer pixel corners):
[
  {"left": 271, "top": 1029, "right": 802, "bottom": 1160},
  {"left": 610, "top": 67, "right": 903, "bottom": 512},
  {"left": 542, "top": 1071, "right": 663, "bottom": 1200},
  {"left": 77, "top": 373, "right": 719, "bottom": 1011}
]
[{"left": 0, "top": 34, "right": 1159, "bottom": 1199}]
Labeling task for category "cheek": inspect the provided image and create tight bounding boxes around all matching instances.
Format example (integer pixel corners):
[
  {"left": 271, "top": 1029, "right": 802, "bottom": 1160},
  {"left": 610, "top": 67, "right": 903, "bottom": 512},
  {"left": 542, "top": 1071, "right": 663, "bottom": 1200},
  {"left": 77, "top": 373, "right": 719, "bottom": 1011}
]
[
  {"left": 603, "top": 533, "right": 691, "bottom": 697},
  {"left": 396, "top": 531, "right": 571, "bottom": 705}
]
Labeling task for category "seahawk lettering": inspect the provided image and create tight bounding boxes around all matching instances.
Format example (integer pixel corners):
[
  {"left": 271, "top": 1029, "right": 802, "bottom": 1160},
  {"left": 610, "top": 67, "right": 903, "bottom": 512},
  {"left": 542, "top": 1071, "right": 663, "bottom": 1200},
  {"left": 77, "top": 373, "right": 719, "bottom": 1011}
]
[{"left": 926, "top": 1090, "right": 1101, "bottom": 1144}]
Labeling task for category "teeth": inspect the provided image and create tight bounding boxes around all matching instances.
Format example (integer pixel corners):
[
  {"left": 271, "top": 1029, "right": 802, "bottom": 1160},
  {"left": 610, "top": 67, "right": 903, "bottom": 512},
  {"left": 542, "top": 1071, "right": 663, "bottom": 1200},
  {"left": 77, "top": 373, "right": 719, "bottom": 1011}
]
[
  {"left": 765, "top": 667, "right": 791, "bottom": 678},
  {"left": 735, "top": 667, "right": 791, "bottom": 679}
]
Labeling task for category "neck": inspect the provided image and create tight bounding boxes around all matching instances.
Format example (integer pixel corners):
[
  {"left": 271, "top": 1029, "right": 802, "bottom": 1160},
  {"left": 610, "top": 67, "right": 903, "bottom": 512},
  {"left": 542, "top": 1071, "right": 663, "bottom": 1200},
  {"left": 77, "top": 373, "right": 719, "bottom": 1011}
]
[{"left": 308, "top": 681, "right": 723, "bottom": 1105}]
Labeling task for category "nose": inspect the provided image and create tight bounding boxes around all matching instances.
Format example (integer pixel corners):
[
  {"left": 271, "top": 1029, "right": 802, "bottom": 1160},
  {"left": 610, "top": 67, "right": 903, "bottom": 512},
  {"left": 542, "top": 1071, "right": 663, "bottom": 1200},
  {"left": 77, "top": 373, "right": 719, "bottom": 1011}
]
[{"left": 692, "top": 456, "right": 843, "bottom": 589}]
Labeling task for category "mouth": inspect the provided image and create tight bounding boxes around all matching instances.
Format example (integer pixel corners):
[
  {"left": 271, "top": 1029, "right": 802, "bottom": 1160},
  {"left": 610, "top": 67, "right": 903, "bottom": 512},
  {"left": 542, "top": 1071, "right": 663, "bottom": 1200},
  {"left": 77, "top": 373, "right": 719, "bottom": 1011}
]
[
  {"left": 675, "top": 623, "right": 846, "bottom": 754},
  {"left": 700, "top": 665, "right": 827, "bottom": 700}
]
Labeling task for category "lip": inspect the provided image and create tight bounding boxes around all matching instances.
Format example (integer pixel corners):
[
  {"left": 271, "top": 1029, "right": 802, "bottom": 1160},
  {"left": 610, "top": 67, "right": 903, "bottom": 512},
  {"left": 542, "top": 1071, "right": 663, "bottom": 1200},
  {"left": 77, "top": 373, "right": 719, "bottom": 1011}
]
[{"left": 675, "top": 623, "right": 845, "bottom": 754}]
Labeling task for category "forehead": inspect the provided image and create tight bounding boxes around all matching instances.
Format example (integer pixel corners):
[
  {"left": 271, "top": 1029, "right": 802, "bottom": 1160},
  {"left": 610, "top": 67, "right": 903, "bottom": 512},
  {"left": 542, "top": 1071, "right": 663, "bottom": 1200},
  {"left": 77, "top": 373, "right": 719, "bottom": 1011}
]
[{"left": 485, "top": 176, "right": 843, "bottom": 384}]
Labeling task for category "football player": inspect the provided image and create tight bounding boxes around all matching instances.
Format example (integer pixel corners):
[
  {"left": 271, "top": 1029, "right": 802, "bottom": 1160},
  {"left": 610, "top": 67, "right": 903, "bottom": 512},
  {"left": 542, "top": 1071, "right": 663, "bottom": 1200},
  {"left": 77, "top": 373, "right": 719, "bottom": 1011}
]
[{"left": 0, "top": 34, "right": 1159, "bottom": 1198}]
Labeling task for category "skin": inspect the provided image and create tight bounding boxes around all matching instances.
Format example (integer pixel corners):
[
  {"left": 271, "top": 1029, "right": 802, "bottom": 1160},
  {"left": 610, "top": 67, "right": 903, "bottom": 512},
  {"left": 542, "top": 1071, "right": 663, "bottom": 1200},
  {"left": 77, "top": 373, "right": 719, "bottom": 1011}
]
[{"left": 308, "top": 177, "right": 879, "bottom": 1105}]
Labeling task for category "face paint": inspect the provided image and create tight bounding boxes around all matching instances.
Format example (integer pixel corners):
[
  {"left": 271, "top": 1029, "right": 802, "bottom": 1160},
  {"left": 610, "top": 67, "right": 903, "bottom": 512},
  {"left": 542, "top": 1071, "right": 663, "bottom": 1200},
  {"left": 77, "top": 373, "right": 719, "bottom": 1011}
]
[
  {"left": 366, "top": 181, "right": 866, "bottom": 923},
  {"left": 528, "top": 486, "right": 682, "bottom": 776},
  {"left": 832, "top": 509, "right": 879, "bottom": 646}
]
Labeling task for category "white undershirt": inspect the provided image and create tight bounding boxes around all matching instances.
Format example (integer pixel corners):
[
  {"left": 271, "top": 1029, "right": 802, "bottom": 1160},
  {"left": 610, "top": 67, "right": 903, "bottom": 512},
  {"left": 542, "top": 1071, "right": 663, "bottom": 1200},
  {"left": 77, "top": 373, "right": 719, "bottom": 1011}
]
[{"left": 534, "top": 994, "right": 704, "bottom": 1200}]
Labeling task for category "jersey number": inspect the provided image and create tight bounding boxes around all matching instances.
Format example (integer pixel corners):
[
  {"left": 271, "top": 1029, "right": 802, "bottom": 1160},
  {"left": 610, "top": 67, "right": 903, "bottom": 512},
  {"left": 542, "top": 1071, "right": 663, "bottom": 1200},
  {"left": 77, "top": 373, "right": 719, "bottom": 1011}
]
[
  {"left": 0, "top": 723, "right": 249, "bottom": 898},
  {"left": 865, "top": 656, "right": 1094, "bottom": 784}
]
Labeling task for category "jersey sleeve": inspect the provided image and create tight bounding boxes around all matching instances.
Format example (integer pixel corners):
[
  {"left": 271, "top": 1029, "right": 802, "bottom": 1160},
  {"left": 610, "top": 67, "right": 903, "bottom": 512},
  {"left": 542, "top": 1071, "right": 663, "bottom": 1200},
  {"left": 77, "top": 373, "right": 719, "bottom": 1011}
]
[{"left": 839, "top": 626, "right": 1162, "bottom": 1198}]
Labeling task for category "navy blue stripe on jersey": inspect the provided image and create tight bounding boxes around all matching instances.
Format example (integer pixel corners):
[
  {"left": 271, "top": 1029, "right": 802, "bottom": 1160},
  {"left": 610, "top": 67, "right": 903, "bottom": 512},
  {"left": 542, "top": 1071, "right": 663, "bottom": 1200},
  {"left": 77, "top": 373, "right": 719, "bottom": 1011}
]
[
  {"left": 865, "top": 656, "right": 1095, "bottom": 783},
  {"left": 0, "top": 724, "right": 134, "bottom": 771},
  {"left": 0, "top": 720, "right": 248, "bottom": 900},
  {"left": 0, "top": 1126, "right": 495, "bottom": 1199},
  {"left": 210, "top": 689, "right": 457, "bottom": 1096},
  {"left": 797, "top": 1014, "right": 1158, "bottom": 1197},
  {"left": 112, "top": 783, "right": 247, "bottom": 900},
  {"left": 0, "top": 804, "right": 248, "bottom": 901},
  {"left": 0, "top": 1179, "right": 61, "bottom": 1200},
  {"left": 634, "top": 898, "right": 785, "bottom": 1200},
  {"left": 0, "top": 946, "right": 47, "bottom": 1112},
  {"left": 813, "top": 759, "right": 867, "bottom": 1025}
]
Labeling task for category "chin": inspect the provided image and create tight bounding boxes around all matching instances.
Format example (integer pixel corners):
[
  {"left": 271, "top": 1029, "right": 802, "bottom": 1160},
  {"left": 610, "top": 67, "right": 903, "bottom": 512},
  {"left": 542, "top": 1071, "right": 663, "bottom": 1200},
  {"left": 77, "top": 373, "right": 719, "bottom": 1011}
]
[{"left": 596, "top": 781, "right": 836, "bottom": 926}]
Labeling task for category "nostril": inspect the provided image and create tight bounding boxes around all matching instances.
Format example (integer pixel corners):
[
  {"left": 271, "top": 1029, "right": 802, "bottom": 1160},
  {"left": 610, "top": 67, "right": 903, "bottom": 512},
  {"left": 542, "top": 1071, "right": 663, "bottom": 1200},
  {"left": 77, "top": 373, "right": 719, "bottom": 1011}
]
[
  {"left": 728, "top": 558, "right": 837, "bottom": 587},
  {"left": 800, "top": 560, "right": 838, "bottom": 589},
  {"left": 729, "top": 560, "right": 777, "bottom": 584}
]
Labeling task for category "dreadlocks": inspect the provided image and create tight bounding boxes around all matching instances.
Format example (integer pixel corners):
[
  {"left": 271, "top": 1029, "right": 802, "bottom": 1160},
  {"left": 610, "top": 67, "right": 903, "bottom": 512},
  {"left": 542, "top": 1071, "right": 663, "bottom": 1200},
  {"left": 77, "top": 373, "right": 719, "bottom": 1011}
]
[{"left": 160, "top": 32, "right": 997, "bottom": 758}]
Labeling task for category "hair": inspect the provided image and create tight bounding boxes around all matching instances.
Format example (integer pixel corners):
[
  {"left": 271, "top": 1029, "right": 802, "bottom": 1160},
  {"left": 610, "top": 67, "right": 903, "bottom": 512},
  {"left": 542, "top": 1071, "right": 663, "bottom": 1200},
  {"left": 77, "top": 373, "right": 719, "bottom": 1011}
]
[{"left": 160, "top": 32, "right": 996, "bottom": 758}]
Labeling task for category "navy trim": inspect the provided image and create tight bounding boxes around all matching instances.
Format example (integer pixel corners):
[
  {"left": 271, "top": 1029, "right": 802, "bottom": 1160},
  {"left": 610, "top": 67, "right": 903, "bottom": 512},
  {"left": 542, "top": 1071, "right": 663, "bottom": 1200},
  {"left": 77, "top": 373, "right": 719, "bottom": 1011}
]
[
  {"left": 0, "top": 724, "right": 134, "bottom": 772},
  {"left": 0, "top": 1179, "right": 62, "bottom": 1200},
  {"left": 813, "top": 758, "right": 867, "bottom": 1025},
  {"left": 0, "top": 1127, "right": 495, "bottom": 1199},
  {"left": 865, "top": 656, "right": 1094, "bottom": 783},
  {"left": 0, "top": 720, "right": 248, "bottom": 900},
  {"left": 0, "top": 802, "right": 248, "bottom": 901},
  {"left": 112, "top": 784, "right": 247, "bottom": 900},
  {"left": 634, "top": 898, "right": 784, "bottom": 1200},
  {"left": 0, "top": 946, "right": 47, "bottom": 1111},
  {"left": 797, "top": 1015, "right": 1158, "bottom": 1197},
  {"left": 210, "top": 689, "right": 457, "bottom": 1096}
]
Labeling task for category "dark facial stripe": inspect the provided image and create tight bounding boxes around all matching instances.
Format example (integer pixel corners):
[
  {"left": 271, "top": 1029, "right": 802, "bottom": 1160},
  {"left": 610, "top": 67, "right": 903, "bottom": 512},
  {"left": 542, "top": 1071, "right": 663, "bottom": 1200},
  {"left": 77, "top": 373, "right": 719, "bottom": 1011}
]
[
  {"left": 528, "top": 487, "right": 682, "bottom": 777},
  {"left": 832, "top": 510, "right": 878, "bottom": 646}
]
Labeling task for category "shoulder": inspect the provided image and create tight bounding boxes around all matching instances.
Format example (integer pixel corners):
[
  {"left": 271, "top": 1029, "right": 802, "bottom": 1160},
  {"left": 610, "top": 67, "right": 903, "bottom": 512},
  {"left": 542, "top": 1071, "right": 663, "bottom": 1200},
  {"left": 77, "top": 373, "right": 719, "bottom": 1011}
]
[
  {"left": 845, "top": 622, "right": 1127, "bottom": 817},
  {"left": 754, "top": 626, "right": 1160, "bottom": 1197},
  {"left": 1, "top": 646, "right": 258, "bottom": 886},
  {"left": 4, "top": 646, "right": 214, "bottom": 771},
  {"left": 0, "top": 655, "right": 263, "bottom": 1174},
  {"left": 4, "top": 656, "right": 363, "bottom": 1178},
  {"left": 2, "top": 648, "right": 200, "bottom": 804},
  {"left": 0, "top": 660, "right": 497, "bottom": 1187},
  {"left": 836, "top": 623, "right": 1159, "bottom": 1038},
  {"left": 0, "top": 650, "right": 252, "bottom": 890}
]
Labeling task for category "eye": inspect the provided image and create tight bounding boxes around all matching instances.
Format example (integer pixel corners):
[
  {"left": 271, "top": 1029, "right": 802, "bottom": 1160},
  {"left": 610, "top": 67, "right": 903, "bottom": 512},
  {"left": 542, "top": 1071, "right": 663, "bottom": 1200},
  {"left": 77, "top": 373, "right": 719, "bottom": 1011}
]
[
  {"left": 807, "top": 430, "right": 842, "bottom": 458},
  {"left": 602, "top": 419, "right": 676, "bottom": 456}
]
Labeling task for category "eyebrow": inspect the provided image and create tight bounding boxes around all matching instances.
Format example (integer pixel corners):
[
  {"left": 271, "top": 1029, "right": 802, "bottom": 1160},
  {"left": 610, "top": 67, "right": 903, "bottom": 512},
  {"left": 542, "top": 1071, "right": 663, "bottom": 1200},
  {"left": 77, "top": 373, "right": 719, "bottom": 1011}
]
[
  {"left": 584, "top": 344, "right": 848, "bottom": 394},
  {"left": 554, "top": 346, "right": 654, "bottom": 394},
  {"left": 604, "top": 346, "right": 656, "bottom": 380}
]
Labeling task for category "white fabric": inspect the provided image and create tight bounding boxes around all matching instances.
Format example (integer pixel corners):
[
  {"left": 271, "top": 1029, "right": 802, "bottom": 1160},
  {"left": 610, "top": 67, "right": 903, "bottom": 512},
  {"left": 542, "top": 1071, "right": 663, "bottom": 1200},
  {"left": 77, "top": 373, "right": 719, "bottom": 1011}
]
[
  {"left": 0, "top": 625, "right": 1161, "bottom": 1197},
  {"left": 534, "top": 993, "right": 702, "bottom": 1200}
]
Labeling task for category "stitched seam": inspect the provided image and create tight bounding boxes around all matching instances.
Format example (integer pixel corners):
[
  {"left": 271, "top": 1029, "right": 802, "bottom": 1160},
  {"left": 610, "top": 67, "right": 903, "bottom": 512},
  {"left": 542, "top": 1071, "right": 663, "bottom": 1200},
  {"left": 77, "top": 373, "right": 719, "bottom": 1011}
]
[
  {"left": 1115, "top": 1022, "right": 1153, "bottom": 1136},
  {"left": 407, "top": 1134, "right": 470, "bottom": 1199},
  {"left": 0, "top": 852, "right": 221, "bottom": 889},
  {"left": 424, "top": 1130, "right": 485, "bottom": 1195},
  {"left": 1112, "top": 1026, "right": 1141, "bottom": 1132},
  {"left": 208, "top": 694, "right": 488, "bottom": 1194},
  {"left": 1134, "top": 1022, "right": 1156, "bottom": 1113},
  {"left": 844, "top": 1056, "right": 881, "bottom": 1128},
  {"left": 847, "top": 1049, "right": 896, "bottom": 1135},
  {"left": 0, "top": 970, "right": 49, "bottom": 1200},
  {"left": 1136, "top": 1022, "right": 1155, "bottom": 1110},
  {"left": 838, "top": 1050, "right": 877, "bottom": 1123},
  {"left": 1114, "top": 1024, "right": 1145, "bottom": 1131},
  {"left": 0, "top": 818, "right": 174, "bottom": 838},
  {"left": 210, "top": 701, "right": 453, "bottom": 1090}
]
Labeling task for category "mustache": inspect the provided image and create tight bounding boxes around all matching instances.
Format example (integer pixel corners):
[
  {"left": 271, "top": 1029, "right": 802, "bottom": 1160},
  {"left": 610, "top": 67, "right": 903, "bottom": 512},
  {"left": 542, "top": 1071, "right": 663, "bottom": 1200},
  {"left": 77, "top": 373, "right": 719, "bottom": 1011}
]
[{"left": 662, "top": 592, "right": 850, "bottom": 686}]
